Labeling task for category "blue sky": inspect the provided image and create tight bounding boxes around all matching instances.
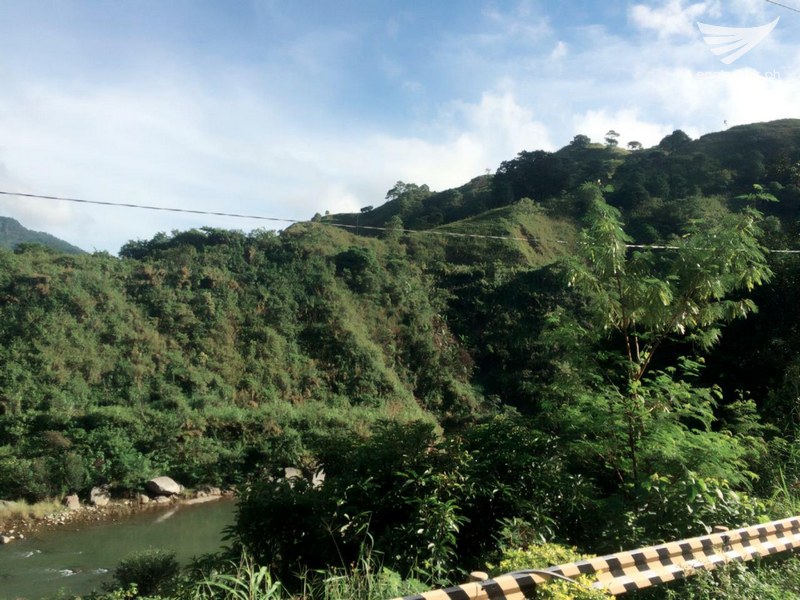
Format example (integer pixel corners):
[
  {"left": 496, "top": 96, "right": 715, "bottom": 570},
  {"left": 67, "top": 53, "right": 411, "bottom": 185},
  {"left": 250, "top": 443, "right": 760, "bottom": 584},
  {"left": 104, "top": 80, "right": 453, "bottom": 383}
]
[{"left": 0, "top": 0, "right": 798, "bottom": 252}]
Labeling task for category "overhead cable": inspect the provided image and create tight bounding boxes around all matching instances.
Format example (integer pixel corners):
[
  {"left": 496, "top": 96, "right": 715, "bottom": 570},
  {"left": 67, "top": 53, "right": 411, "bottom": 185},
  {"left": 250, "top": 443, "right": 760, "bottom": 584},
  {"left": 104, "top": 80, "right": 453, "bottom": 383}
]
[
  {"left": 764, "top": 0, "right": 800, "bottom": 13},
  {"left": 2, "top": 189, "right": 800, "bottom": 253}
]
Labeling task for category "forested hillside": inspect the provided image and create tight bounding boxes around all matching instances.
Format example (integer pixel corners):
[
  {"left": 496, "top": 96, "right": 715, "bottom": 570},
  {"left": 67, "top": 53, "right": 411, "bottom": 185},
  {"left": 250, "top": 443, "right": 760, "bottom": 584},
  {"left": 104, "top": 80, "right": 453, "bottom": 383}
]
[{"left": 4, "top": 119, "right": 800, "bottom": 598}]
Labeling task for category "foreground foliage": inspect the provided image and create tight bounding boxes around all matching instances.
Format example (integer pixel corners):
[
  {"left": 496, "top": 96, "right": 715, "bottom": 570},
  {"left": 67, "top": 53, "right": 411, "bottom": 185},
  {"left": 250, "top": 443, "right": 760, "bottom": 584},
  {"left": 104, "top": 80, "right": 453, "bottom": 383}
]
[{"left": 83, "top": 547, "right": 800, "bottom": 600}]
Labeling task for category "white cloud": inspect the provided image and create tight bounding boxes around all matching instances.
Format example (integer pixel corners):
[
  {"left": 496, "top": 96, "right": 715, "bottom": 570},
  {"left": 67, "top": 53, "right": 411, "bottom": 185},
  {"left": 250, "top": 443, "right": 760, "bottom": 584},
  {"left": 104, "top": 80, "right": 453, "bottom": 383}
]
[
  {"left": 458, "top": 91, "right": 554, "bottom": 154},
  {"left": 314, "top": 91, "right": 553, "bottom": 202},
  {"left": 0, "top": 67, "right": 553, "bottom": 251},
  {"left": 0, "top": 192, "right": 79, "bottom": 233},
  {"left": 630, "top": 0, "right": 720, "bottom": 38},
  {"left": 473, "top": 1, "right": 553, "bottom": 50},
  {"left": 726, "top": 0, "right": 772, "bottom": 18},
  {"left": 658, "top": 67, "right": 800, "bottom": 128},
  {"left": 551, "top": 41, "right": 568, "bottom": 60}
]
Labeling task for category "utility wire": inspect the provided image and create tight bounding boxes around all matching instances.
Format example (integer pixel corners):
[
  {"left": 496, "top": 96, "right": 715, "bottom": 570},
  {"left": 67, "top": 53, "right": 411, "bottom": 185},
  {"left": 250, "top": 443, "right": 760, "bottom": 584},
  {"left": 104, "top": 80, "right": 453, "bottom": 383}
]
[
  {"left": 0, "top": 190, "right": 302, "bottom": 225},
  {"left": 764, "top": 0, "right": 800, "bottom": 13},
  {"left": 0, "top": 190, "right": 532, "bottom": 242},
  {"left": 2, "top": 189, "right": 800, "bottom": 253}
]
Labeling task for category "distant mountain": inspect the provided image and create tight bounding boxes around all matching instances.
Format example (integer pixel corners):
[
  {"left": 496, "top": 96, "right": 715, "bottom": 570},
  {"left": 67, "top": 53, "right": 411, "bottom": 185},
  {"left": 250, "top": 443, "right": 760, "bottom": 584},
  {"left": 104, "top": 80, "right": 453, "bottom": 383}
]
[{"left": 0, "top": 216, "right": 84, "bottom": 254}]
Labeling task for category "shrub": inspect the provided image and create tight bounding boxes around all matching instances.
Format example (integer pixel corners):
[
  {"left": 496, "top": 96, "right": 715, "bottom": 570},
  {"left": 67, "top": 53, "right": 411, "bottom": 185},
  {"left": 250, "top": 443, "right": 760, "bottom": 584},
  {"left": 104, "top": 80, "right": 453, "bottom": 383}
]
[
  {"left": 627, "top": 473, "right": 767, "bottom": 546},
  {"left": 664, "top": 557, "right": 800, "bottom": 599},
  {"left": 113, "top": 548, "right": 180, "bottom": 597},
  {"left": 491, "top": 543, "right": 611, "bottom": 600},
  {"left": 235, "top": 421, "right": 470, "bottom": 585}
]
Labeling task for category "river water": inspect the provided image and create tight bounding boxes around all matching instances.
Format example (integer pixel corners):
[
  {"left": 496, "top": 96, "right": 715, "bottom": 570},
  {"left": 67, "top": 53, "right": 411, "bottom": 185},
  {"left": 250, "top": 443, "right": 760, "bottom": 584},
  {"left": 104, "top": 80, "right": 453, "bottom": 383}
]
[{"left": 0, "top": 499, "right": 236, "bottom": 600}]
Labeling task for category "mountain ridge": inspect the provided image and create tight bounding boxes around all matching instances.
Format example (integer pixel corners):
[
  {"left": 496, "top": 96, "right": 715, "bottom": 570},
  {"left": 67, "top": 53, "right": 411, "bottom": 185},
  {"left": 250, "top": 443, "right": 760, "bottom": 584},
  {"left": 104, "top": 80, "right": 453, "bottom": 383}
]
[{"left": 0, "top": 215, "right": 84, "bottom": 254}]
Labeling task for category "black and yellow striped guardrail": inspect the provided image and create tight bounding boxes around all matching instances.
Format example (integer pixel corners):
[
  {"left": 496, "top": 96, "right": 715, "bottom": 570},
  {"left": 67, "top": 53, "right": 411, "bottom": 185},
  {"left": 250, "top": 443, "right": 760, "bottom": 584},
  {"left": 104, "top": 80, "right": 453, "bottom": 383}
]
[{"left": 394, "top": 516, "right": 800, "bottom": 599}]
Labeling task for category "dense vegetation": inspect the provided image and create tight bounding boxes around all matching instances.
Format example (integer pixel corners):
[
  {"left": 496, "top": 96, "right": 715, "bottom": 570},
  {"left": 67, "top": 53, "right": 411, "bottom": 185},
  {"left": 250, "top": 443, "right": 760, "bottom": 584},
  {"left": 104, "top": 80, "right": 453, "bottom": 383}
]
[{"left": 4, "top": 119, "right": 800, "bottom": 599}]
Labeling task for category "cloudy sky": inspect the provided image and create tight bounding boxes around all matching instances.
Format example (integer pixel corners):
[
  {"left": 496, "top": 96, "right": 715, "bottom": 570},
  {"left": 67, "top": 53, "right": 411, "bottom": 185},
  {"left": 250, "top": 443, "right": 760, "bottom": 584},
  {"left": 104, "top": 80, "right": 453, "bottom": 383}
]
[{"left": 0, "top": 0, "right": 798, "bottom": 252}]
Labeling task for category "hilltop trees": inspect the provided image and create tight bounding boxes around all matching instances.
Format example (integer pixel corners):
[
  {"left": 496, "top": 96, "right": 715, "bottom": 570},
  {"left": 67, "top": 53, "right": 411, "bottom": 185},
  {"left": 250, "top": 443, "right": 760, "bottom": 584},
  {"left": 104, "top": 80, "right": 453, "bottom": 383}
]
[
  {"left": 570, "top": 134, "right": 592, "bottom": 149},
  {"left": 658, "top": 129, "right": 692, "bottom": 153},
  {"left": 492, "top": 150, "right": 575, "bottom": 206},
  {"left": 385, "top": 181, "right": 431, "bottom": 215}
]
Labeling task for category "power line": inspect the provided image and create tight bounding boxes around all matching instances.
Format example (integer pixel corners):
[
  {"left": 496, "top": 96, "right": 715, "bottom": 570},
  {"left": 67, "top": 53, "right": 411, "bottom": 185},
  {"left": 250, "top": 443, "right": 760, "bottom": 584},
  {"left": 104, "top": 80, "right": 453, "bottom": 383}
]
[
  {"left": 0, "top": 190, "right": 302, "bottom": 225},
  {"left": 0, "top": 189, "right": 533, "bottom": 243},
  {"left": 1, "top": 188, "right": 800, "bottom": 253},
  {"left": 764, "top": 0, "right": 800, "bottom": 13}
]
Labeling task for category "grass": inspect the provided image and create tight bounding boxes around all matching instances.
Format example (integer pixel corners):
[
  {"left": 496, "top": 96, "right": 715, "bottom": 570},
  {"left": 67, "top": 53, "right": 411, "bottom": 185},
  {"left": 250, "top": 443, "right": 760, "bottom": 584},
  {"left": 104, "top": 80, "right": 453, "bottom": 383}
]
[
  {"left": 193, "top": 554, "right": 286, "bottom": 600},
  {"left": 189, "top": 545, "right": 428, "bottom": 600},
  {"left": 433, "top": 200, "right": 576, "bottom": 267},
  {"left": 0, "top": 499, "right": 64, "bottom": 528},
  {"left": 313, "top": 564, "right": 427, "bottom": 600}
]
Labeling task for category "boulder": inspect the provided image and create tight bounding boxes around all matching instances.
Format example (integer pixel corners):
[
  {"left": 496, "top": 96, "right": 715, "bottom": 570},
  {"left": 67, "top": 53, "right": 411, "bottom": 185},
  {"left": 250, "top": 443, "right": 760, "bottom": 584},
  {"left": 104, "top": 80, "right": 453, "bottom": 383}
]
[
  {"left": 146, "top": 476, "right": 182, "bottom": 496},
  {"left": 64, "top": 494, "right": 80, "bottom": 510},
  {"left": 0, "top": 535, "right": 12, "bottom": 544},
  {"left": 89, "top": 486, "right": 111, "bottom": 507},
  {"left": 138, "top": 493, "right": 151, "bottom": 505},
  {"left": 283, "top": 467, "right": 303, "bottom": 481},
  {"left": 153, "top": 495, "right": 171, "bottom": 504}
]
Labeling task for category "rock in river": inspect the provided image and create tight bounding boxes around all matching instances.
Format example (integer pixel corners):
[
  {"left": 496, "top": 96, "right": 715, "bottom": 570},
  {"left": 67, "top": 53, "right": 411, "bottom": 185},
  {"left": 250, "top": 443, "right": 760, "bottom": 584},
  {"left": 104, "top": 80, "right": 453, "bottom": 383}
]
[
  {"left": 90, "top": 486, "right": 111, "bottom": 507},
  {"left": 146, "top": 476, "right": 182, "bottom": 496},
  {"left": 64, "top": 494, "right": 81, "bottom": 510}
]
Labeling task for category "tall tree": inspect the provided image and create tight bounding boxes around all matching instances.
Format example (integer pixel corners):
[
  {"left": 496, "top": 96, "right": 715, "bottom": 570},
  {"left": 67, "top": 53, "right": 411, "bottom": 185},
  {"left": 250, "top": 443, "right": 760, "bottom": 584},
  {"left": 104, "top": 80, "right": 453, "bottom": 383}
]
[{"left": 553, "top": 186, "right": 771, "bottom": 482}]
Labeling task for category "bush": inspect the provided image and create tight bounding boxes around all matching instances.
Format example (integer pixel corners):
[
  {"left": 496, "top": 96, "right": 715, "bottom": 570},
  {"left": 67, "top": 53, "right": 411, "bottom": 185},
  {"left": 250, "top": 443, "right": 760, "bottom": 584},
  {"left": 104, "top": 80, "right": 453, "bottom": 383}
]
[
  {"left": 113, "top": 548, "right": 180, "bottom": 597},
  {"left": 491, "top": 543, "right": 611, "bottom": 600},
  {"left": 0, "top": 451, "right": 51, "bottom": 501},
  {"left": 458, "top": 415, "right": 590, "bottom": 563},
  {"left": 627, "top": 473, "right": 767, "bottom": 546},
  {"left": 235, "top": 421, "right": 470, "bottom": 585},
  {"left": 664, "top": 557, "right": 800, "bottom": 600},
  {"left": 235, "top": 416, "right": 593, "bottom": 587}
]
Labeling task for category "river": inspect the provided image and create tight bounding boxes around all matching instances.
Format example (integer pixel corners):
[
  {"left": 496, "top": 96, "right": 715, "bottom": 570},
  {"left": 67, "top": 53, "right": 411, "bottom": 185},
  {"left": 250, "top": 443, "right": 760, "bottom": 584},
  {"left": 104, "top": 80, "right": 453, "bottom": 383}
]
[{"left": 0, "top": 499, "right": 236, "bottom": 600}]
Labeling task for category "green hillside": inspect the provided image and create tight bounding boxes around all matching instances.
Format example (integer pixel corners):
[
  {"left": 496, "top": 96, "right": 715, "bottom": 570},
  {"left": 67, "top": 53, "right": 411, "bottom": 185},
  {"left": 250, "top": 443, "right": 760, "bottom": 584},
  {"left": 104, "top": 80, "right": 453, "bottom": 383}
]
[
  {"left": 0, "top": 224, "right": 482, "bottom": 496},
  {"left": 430, "top": 199, "right": 577, "bottom": 266},
  {"left": 0, "top": 216, "right": 84, "bottom": 254},
  {"left": 4, "top": 119, "right": 800, "bottom": 598}
]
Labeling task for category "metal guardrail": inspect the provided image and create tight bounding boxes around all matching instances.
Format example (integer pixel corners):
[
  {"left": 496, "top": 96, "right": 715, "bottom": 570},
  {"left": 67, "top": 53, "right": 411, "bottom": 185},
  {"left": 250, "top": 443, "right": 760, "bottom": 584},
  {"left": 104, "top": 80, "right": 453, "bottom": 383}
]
[{"left": 394, "top": 516, "right": 800, "bottom": 599}]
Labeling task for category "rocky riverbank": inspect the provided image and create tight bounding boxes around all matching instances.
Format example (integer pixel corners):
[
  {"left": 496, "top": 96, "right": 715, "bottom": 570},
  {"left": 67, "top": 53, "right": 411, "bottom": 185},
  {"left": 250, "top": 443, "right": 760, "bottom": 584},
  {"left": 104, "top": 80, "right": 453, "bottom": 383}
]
[{"left": 0, "top": 480, "right": 233, "bottom": 544}]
